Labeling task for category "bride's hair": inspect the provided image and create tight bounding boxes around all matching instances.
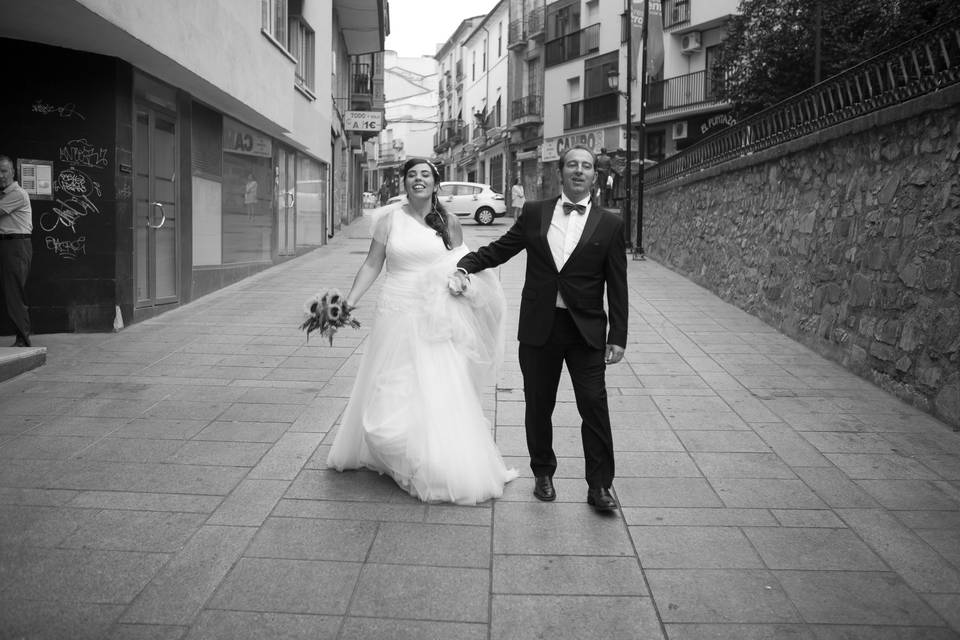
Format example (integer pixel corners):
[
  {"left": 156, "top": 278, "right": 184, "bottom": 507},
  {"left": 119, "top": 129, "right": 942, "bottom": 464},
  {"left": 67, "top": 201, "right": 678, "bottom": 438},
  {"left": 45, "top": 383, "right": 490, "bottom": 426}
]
[{"left": 401, "top": 157, "right": 452, "bottom": 250}]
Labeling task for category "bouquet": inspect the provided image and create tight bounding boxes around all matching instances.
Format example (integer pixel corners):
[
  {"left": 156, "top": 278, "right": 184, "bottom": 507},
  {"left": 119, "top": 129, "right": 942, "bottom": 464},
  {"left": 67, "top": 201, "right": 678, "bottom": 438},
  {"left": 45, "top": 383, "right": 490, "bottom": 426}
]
[{"left": 300, "top": 289, "right": 361, "bottom": 345}]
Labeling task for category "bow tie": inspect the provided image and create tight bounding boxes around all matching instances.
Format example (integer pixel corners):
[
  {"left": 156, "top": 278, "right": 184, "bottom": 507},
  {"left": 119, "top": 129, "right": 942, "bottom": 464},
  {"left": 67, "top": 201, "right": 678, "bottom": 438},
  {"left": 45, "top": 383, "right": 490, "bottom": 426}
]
[{"left": 562, "top": 202, "right": 587, "bottom": 215}]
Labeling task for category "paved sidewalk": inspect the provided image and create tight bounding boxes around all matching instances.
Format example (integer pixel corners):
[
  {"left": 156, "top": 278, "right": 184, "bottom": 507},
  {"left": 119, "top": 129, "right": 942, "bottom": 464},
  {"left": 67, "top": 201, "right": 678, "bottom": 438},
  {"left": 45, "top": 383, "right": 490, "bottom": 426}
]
[{"left": 1, "top": 213, "right": 959, "bottom": 640}]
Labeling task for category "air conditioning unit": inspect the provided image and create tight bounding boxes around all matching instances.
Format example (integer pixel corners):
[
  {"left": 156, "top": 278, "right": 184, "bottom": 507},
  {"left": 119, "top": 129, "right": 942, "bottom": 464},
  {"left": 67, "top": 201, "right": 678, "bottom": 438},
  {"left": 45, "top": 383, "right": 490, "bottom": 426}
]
[
  {"left": 672, "top": 120, "right": 688, "bottom": 140},
  {"left": 680, "top": 31, "right": 702, "bottom": 54}
]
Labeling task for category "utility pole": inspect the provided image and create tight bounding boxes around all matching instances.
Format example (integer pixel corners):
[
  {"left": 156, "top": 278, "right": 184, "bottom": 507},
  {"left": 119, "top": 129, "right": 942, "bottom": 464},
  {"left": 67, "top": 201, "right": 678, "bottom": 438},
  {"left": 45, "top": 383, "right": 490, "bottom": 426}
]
[
  {"left": 624, "top": 2, "right": 633, "bottom": 250},
  {"left": 635, "top": 0, "right": 650, "bottom": 259}
]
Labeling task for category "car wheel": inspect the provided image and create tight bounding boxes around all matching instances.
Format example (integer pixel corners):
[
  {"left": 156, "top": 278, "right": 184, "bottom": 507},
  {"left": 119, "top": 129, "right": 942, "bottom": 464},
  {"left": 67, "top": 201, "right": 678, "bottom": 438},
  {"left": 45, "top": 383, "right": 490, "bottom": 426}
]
[{"left": 475, "top": 207, "right": 495, "bottom": 225}]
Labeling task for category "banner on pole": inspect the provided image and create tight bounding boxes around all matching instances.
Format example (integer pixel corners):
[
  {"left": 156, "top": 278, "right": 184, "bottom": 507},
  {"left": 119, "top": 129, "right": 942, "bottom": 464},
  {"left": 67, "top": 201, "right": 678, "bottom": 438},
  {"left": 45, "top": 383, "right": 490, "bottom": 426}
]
[{"left": 631, "top": 1, "right": 664, "bottom": 83}]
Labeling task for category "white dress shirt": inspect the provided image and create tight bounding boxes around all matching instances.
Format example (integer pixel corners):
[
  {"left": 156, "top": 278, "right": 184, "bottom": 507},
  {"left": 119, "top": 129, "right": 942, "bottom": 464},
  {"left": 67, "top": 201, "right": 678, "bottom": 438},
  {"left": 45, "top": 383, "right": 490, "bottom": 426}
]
[{"left": 547, "top": 195, "right": 591, "bottom": 308}]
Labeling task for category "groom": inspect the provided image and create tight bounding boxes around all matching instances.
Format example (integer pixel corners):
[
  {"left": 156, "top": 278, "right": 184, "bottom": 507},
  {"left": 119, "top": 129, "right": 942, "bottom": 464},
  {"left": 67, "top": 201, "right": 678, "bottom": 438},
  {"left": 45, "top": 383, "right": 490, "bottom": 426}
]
[{"left": 451, "top": 145, "right": 628, "bottom": 512}]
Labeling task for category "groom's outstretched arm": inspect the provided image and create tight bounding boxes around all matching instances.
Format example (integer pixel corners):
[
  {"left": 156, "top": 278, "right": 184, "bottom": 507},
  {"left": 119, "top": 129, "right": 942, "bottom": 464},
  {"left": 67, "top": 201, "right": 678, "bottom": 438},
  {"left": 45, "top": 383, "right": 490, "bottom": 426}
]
[{"left": 456, "top": 203, "right": 532, "bottom": 274}]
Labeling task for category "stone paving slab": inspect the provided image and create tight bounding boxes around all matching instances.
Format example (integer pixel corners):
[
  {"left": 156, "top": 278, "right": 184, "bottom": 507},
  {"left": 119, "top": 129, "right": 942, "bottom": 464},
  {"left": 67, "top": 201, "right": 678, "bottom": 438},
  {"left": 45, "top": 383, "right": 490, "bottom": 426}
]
[{"left": 1, "top": 216, "right": 959, "bottom": 639}]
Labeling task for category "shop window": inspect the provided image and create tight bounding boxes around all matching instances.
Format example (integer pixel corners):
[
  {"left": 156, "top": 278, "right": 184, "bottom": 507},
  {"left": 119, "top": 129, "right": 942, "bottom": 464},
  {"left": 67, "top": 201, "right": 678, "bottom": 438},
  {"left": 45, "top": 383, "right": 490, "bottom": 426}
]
[{"left": 297, "top": 154, "right": 327, "bottom": 246}]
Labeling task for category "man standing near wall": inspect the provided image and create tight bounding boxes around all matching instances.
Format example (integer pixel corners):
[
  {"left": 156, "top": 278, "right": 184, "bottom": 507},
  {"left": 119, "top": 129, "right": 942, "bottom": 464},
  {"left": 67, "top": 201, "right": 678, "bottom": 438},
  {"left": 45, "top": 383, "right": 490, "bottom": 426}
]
[{"left": 0, "top": 156, "right": 33, "bottom": 347}]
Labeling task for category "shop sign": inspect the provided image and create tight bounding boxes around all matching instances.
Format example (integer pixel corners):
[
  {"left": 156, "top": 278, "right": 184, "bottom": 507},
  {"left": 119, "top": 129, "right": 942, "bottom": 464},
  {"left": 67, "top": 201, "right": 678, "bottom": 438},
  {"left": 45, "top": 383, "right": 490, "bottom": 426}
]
[
  {"left": 344, "top": 111, "right": 383, "bottom": 132},
  {"left": 223, "top": 118, "right": 272, "bottom": 157},
  {"left": 541, "top": 130, "right": 606, "bottom": 162}
]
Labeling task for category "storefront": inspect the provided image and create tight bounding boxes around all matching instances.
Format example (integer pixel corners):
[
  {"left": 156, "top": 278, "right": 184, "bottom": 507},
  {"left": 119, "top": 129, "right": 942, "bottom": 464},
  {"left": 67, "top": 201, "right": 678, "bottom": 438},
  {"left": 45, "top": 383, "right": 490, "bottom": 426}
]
[{"left": 0, "top": 38, "right": 331, "bottom": 333}]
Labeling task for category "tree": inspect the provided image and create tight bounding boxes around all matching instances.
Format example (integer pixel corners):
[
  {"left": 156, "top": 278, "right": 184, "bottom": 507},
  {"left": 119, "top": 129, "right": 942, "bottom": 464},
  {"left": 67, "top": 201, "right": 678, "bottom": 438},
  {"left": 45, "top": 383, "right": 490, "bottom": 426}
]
[{"left": 714, "top": 0, "right": 960, "bottom": 119}]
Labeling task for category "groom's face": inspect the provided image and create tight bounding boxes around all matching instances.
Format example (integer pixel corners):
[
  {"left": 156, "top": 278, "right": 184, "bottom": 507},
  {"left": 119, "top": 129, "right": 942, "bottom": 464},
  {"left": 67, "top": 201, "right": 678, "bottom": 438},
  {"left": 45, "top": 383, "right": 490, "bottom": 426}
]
[{"left": 559, "top": 148, "right": 596, "bottom": 202}]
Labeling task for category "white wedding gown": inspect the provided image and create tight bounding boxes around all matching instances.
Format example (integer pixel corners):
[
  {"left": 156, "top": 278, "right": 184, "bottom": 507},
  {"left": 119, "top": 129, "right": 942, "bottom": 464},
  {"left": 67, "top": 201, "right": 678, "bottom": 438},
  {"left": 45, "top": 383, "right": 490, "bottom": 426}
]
[{"left": 326, "top": 208, "right": 518, "bottom": 504}]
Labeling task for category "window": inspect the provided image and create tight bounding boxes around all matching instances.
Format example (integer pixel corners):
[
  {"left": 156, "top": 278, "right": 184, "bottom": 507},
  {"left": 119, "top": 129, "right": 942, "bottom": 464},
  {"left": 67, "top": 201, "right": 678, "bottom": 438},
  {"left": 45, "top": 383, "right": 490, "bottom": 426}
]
[
  {"left": 584, "top": 51, "right": 617, "bottom": 98},
  {"left": 290, "top": 17, "right": 316, "bottom": 94},
  {"left": 498, "top": 22, "right": 503, "bottom": 57},
  {"left": 472, "top": 51, "right": 476, "bottom": 81},
  {"left": 262, "top": 0, "right": 288, "bottom": 48},
  {"left": 483, "top": 39, "right": 487, "bottom": 71}
]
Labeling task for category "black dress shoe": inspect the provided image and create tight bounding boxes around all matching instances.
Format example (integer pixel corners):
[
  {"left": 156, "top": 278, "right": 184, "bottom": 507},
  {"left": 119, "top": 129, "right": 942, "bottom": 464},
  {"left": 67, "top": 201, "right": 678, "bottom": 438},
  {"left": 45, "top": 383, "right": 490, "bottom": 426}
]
[
  {"left": 12, "top": 337, "right": 31, "bottom": 347},
  {"left": 587, "top": 487, "right": 617, "bottom": 512},
  {"left": 533, "top": 475, "right": 556, "bottom": 502}
]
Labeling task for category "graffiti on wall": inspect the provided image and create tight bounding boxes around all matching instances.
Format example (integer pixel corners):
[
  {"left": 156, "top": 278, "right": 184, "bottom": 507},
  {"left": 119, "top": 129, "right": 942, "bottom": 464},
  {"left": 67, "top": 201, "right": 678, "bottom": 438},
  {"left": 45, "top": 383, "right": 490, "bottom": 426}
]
[
  {"left": 32, "top": 99, "right": 86, "bottom": 120},
  {"left": 40, "top": 136, "right": 109, "bottom": 260}
]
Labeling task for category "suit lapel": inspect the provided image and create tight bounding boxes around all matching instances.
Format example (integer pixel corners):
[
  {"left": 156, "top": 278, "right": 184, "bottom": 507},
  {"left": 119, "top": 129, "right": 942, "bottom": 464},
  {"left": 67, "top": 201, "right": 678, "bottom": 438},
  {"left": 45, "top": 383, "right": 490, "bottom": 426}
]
[
  {"left": 539, "top": 198, "right": 559, "bottom": 271},
  {"left": 563, "top": 203, "right": 602, "bottom": 269}
]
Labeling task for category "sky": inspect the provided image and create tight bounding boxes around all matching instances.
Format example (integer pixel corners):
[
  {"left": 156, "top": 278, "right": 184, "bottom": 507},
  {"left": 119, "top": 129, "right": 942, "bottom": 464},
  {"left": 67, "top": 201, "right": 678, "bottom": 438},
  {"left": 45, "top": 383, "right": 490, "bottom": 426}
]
[{"left": 385, "top": 0, "right": 499, "bottom": 58}]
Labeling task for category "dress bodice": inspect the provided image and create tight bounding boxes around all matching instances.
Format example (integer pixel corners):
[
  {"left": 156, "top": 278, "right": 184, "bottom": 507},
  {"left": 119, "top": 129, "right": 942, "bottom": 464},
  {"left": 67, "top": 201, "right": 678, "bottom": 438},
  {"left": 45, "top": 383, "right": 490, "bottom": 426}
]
[{"left": 378, "top": 209, "right": 467, "bottom": 311}]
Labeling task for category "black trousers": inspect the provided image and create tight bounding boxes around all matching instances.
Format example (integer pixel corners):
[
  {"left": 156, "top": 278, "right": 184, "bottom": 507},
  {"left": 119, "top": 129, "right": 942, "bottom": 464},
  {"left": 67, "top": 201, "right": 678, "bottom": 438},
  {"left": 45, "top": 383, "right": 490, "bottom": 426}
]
[
  {"left": 0, "top": 237, "right": 32, "bottom": 341},
  {"left": 519, "top": 308, "right": 615, "bottom": 489}
]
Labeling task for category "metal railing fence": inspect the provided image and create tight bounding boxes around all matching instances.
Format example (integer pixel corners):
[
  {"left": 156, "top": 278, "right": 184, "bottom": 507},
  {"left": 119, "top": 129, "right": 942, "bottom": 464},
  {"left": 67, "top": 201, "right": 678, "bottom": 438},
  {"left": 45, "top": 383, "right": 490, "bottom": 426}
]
[{"left": 648, "top": 19, "right": 960, "bottom": 187}]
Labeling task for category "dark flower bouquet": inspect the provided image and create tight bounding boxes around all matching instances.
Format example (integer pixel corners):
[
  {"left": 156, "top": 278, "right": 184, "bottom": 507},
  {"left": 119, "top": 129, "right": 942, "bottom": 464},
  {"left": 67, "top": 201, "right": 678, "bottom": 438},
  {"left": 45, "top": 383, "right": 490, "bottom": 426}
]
[{"left": 300, "top": 289, "right": 360, "bottom": 345}]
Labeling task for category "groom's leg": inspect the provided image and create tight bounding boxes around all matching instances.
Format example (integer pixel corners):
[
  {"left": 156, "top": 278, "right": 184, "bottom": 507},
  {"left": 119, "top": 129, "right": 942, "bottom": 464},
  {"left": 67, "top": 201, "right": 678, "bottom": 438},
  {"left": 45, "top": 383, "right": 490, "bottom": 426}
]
[
  {"left": 519, "top": 341, "right": 564, "bottom": 478},
  {"left": 566, "top": 344, "right": 614, "bottom": 490}
]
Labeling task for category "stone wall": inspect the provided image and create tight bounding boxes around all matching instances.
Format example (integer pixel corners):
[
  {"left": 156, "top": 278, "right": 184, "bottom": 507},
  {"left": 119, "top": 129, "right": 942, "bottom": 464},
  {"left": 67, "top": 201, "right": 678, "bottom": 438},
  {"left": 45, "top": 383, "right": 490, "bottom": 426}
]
[{"left": 644, "top": 86, "right": 960, "bottom": 428}]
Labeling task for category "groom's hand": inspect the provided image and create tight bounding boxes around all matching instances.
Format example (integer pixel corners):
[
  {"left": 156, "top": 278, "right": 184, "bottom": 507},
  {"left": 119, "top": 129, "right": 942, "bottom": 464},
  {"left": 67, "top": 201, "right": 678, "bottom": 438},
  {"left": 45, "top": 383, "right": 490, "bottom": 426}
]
[
  {"left": 605, "top": 344, "right": 625, "bottom": 365},
  {"left": 448, "top": 270, "right": 470, "bottom": 296}
]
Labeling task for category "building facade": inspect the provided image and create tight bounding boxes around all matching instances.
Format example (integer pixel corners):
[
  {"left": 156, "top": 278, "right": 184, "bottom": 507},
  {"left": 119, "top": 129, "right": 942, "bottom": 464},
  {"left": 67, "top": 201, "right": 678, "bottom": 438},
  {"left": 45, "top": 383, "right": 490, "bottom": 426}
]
[
  {"left": 374, "top": 51, "right": 440, "bottom": 196},
  {"left": 432, "top": 0, "right": 739, "bottom": 215},
  {"left": 646, "top": 0, "right": 740, "bottom": 161},
  {"left": 0, "top": 0, "right": 387, "bottom": 333}
]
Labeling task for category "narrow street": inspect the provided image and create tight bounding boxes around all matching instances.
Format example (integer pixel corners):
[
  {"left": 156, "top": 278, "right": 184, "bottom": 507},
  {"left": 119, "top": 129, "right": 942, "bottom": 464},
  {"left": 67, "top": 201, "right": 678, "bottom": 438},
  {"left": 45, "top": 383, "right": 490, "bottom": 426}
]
[{"left": 1, "top": 213, "right": 958, "bottom": 639}]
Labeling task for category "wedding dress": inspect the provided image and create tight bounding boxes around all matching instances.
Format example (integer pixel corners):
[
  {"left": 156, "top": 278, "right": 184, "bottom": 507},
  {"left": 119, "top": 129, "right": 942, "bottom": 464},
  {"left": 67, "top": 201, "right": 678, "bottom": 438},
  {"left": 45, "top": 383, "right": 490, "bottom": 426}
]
[{"left": 326, "top": 207, "right": 517, "bottom": 504}]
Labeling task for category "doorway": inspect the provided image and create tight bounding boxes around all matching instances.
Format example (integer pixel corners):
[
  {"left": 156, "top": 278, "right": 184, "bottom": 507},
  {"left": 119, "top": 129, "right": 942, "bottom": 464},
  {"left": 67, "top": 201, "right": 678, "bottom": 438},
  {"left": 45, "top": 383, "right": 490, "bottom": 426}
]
[
  {"left": 134, "top": 104, "right": 179, "bottom": 308},
  {"left": 276, "top": 147, "right": 296, "bottom": 256}
]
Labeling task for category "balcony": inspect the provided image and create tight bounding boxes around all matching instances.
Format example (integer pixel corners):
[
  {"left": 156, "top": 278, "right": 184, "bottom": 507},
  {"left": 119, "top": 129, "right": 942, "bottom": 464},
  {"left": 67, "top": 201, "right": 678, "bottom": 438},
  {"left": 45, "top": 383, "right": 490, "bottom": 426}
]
[
  {"left": 508, "top": 18, "right": 526, "bottom": 50},
  {"left": 433, "top": 119, "right": 466, "bottom": 153},
  {"left": 378, "top": 143, "right": 397, "bottom": 164},
  {"left": 350, "top": 63, "right": 374, "bottom": 109},
  {"left": 663, "top": 0, "right": 690, "bottom": 29},
  {"left": 528, "top": 5, "right": 545, "bottom": 39},
  {"left": 563, "top": 92, "right": 618, "bottom": 130},
  {"left": 646, "top": 69, "right": 730, "bottom": 119},
  {"left": 545, "top": 24, "right": 600, "bottom": 68},
  {"left": 510, "top": 94, "right": 543, "bottom": 126}
]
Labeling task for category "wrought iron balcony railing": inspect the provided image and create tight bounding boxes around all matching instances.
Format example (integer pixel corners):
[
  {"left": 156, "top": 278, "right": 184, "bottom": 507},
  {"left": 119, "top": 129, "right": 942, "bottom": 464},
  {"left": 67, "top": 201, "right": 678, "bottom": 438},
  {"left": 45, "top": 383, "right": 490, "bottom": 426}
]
[
  {"left": 647, "top": 69, "right": 729, "bottom": 114},
  {"left": 563, "top": 92, "right": 618, "bottom": 130},
  {"left": 545, "top": 24, "right": 600, "bottom": 67},
  {"left": 528, "top": 5, "right": 545, "bottom": 37},
  {"left": 351, "top": 63, "right": 372, "bottom": 95},
  {"left": 508, "top": 18, "right": 526, "bottom": 49},
  {"left": 648, "top": 18, "right": 960, "bottom": 186},
  {"left": 510, "top": 94, "right": 543, "bottom": 122}
]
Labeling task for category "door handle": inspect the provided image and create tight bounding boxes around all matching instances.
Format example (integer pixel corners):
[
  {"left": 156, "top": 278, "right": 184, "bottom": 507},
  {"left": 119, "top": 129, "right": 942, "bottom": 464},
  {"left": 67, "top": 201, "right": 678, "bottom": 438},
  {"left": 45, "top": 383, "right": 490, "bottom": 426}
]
[{"left": 147, "top": 202, "right": 166, "bottom": 229}]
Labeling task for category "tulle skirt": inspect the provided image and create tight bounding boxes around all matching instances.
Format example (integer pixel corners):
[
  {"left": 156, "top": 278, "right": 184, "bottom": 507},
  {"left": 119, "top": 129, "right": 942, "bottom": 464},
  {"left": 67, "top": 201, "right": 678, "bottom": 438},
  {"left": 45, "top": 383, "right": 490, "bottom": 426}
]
[{"left": 326, "top": 247, "right": 517, "bottom": 505}]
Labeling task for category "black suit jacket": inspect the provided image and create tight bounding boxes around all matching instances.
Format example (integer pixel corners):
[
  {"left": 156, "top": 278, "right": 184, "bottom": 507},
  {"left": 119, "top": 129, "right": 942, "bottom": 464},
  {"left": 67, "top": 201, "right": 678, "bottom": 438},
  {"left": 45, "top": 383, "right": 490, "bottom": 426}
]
[{"left": 457, "top": 197, "right": 628, "bottom": 350}]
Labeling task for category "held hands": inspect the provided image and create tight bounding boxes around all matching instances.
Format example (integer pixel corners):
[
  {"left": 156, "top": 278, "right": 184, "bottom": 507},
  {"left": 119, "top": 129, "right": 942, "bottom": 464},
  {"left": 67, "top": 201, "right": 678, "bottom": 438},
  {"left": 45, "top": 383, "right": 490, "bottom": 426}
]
[
  {"left": 605, "top": 344, "right": 625, "bottom": 365},
  {"left": 448, "top": 270, "right": 470, "bottom": 296}
]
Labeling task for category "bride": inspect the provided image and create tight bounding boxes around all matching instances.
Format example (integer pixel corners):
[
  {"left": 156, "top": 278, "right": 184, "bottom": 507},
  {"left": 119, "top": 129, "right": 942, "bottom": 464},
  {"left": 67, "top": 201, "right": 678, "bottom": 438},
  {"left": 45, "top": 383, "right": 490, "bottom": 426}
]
[{"left": 326, "top": 157, "right": 517, "bottom": 504}]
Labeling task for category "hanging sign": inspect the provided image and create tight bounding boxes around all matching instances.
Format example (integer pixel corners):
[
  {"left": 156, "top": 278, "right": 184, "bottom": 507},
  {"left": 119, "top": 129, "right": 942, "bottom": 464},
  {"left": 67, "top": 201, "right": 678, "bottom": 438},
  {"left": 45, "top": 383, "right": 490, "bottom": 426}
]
[{"left": 344, "top": 111, "right": 383, "bottom": 132}]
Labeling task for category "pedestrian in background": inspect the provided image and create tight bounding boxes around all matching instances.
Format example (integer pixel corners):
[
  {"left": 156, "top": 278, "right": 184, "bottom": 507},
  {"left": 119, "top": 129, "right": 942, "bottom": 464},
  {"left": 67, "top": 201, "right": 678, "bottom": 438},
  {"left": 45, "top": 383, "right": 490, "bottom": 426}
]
[
  {"left": 596, "top": 147, "right": 612, "bottom": 206},
  {"left": 510, "top": 176, "right": 525, "bottom": 220},
  {"left": 451, "top": 144, "right": 628, "bottom": 513},
  {"left": 0, "top": 155, "right": 34, "bottom": 348}
]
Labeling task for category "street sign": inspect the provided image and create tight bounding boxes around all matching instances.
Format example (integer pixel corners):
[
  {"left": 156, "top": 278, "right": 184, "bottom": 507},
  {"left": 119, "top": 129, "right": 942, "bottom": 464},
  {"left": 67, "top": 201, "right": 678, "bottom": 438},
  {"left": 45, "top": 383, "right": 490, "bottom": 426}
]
[{"left": 344, "top": 111, "right": 383, "bottom": 132}]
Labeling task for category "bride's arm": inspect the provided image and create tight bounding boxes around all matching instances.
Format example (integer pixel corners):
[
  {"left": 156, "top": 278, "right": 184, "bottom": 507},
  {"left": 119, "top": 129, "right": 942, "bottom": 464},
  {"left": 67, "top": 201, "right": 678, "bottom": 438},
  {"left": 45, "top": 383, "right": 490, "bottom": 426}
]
[{"left": 345, "top": 237, "right": 386, "bottom": 308}]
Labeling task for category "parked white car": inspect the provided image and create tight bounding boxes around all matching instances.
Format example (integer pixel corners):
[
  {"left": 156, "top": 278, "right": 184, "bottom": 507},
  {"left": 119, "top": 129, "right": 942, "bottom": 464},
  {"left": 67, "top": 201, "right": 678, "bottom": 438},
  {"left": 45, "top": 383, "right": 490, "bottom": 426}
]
[{"left": 387, "top": 181, "right": 507, "bottom": 225}]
